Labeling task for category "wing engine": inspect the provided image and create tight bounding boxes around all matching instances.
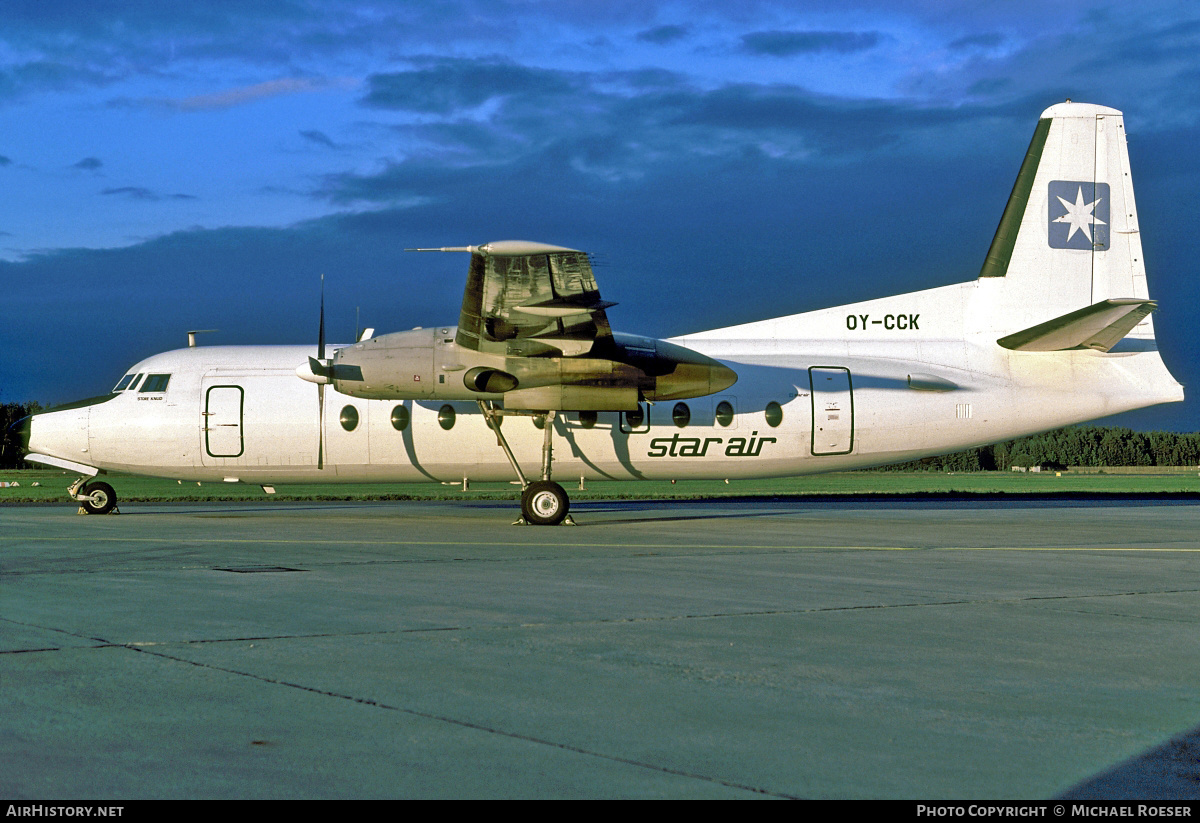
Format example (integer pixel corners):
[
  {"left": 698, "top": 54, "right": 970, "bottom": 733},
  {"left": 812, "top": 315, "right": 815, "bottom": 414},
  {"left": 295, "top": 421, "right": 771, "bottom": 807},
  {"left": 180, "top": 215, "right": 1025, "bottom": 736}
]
[{"left": 324, "top": 241, "right": 737, "bottom": 411}]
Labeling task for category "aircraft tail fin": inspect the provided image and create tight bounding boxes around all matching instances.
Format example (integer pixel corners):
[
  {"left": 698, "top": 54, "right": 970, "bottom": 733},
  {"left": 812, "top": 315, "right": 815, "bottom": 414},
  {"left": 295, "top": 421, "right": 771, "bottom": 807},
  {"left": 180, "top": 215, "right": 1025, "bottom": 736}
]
[{"left": 978, "top": 102, "right": 1156, "bottom": 343}]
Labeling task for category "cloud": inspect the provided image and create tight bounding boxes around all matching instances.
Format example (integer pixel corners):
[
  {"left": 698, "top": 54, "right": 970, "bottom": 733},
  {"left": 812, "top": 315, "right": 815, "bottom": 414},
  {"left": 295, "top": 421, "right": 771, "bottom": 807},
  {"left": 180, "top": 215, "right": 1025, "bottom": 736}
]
[
  {"left": 299, "top": 129, "right": 339, "bottom": 149},
  {"left": 636, "top": 25, "right": 691, "bottom": 45},
  {"left": 100, "top": 186, "right": 197, "bottom": 202},
  {"left": 948, "top": 33, "right": 1005, "bottom": 51},
  {"left": 0, "top": 155, "right": 11, "bottom": 166},
  {"left": 72, "top": 157, "right": 103, "bottom": 171},
  {"left": 158, "top": 77, "right": 354, "bottom": 112},
  {"left": 740, "top": 30, "right": 883, "bottom": 57},
  {"left": 361, "top": 58, "right": 581, "bottom": 114}
]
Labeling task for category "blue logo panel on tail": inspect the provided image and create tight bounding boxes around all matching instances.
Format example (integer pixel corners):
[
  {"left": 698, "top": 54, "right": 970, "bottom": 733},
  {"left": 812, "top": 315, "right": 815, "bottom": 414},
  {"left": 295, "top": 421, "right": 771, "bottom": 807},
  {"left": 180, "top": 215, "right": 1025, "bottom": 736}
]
[{"left": 1048, "top": 181, "right": 1109, "bottom": 250}]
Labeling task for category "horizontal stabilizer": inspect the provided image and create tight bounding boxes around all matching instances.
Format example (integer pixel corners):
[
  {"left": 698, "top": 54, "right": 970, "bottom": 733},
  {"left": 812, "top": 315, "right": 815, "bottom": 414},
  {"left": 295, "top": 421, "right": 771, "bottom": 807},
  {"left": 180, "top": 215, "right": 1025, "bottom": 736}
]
[{"left": 997, "top": 299, "right": 1156, "bottom": 352}]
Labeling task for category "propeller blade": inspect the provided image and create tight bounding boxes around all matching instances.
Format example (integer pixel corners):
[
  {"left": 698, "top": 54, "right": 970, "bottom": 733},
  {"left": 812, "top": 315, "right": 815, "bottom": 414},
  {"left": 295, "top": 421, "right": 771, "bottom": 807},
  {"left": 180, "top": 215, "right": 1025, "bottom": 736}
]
[
  {"left": 317, "top": 382, "right": 325, "bottom": 470},
  {"left": 317, "top": 274, "right": 327, "bottom": 470},
  {"left": 318, "top": 273, "right": 326, "bottom": 362}
]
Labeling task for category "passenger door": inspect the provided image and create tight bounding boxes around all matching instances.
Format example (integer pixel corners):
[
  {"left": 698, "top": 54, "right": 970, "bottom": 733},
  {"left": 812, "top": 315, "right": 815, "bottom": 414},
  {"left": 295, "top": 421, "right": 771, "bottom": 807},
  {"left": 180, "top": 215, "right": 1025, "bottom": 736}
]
[{"left": 809, "top": 367, "right": 854, "bottom": 455}]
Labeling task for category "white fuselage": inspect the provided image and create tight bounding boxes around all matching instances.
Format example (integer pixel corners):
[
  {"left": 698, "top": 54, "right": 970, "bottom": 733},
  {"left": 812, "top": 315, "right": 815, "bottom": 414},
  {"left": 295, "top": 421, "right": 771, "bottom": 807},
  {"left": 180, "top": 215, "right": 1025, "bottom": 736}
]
[{"left": 29, "top": 281, "right": 1184, "bottom": 486}]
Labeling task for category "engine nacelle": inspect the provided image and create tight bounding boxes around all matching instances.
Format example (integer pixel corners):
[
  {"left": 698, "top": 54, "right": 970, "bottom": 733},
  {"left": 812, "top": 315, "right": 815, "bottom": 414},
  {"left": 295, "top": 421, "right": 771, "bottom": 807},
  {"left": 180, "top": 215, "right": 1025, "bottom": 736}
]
[{"left": 324, "top": 326, "right": 736, "bottom": 410}]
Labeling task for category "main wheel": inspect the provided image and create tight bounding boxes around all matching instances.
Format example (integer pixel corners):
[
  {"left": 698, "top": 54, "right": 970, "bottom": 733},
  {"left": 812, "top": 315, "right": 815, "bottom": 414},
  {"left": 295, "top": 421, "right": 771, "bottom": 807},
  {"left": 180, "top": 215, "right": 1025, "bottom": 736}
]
[
  {"left": 80, "top": 481, "right": 117, "bottom": 515},
  {"left": 521, "top": 480, "right": 569, "bottom": 526}
]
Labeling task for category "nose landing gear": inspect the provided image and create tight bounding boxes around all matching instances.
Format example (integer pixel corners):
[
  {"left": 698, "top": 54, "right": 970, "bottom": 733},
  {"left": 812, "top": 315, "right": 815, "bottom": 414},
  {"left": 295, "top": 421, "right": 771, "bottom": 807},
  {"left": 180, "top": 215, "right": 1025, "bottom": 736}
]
[{"left": 69, "top": 477, "right": 119, "bottom": 515}]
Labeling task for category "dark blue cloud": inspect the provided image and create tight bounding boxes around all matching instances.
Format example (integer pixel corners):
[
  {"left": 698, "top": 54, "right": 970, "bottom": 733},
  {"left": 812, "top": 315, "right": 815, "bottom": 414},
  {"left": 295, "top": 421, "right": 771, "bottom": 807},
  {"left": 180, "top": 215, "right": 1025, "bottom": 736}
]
[
  {"left": 299, "top": 129, "right": 339, "bottom": 149},
  {"left": 100, "top": 186, "right": 197, "bottom": 201},
  {"left": 637, "top": 25, "right": 691, "bottom": 45},
  {"left": 740, "top": 30, "right": 883, "bottom": 56},
  {"left": 72, "top": 157, "right": 103, "bottom": 171},
  {"left": 362, "top": 58, "right": 583, "bottom": 114},
  {"left": 948, "top": 33, "right": 1005, "bottom": 50}
]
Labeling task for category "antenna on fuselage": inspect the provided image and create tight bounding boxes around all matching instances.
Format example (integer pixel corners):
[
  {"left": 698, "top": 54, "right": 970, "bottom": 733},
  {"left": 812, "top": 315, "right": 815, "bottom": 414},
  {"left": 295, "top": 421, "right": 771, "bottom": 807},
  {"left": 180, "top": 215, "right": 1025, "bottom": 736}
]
[{"left": 187, "top": 330, "right": 218, "bottom": 347}]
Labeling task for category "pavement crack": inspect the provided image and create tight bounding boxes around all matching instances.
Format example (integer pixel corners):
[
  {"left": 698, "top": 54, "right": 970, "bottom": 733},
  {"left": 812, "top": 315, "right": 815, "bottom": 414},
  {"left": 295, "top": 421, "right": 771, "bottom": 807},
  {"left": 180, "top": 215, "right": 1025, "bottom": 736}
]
[{"left": 119, "top": 642, "right": 797, "bottom": 799}]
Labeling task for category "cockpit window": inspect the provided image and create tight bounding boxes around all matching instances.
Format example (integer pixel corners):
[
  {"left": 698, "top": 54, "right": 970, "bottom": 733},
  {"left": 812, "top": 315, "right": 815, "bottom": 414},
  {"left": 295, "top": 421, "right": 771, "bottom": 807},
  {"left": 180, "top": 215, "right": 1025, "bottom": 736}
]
[
  {"left": 113, "top": 374, "right": 136, "bottom": 392},
  {"left": 127, "top": 374, "right": 145, "bottom": 391},
  {"left": 140, "top": 374, "right": 171, "bottom": 393}
]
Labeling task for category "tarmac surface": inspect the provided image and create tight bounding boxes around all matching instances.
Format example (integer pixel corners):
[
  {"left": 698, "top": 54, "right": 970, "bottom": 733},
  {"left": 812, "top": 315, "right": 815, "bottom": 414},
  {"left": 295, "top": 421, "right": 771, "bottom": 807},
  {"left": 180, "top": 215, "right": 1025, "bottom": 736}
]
[{"left": 3, "top": 496, "right": 1200, "bottom": 799}]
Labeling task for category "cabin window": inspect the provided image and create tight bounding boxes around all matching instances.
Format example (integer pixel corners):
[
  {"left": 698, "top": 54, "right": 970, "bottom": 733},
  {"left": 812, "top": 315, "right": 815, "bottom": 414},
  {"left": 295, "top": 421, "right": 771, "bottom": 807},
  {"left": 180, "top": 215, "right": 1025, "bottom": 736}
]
[
  {"left": 715, "top": 400, "right": 734, "bottom": 427},
  {"left": 672, "top": 402, "right": 691, "bottom": 428},
  {"left": 339, "top": 405, "right": 359, "bottom": 432},
  {"left": 764, "top": 401, "right": 783, "bottom": 428},
  {"left": 113, "top": 374, "right": 136, "bottom": 392},
  {"left": 438, "top": 404, "right": 456, "bottom": 430},
  {"left": 577, "top": 411, "right": 597, "bottom": 429},
  {"left": 390, "top": 405, "right": 410, "bottom": 431},
  {"left": 140, "top": 374, "right": 171, "bottom": 393}
]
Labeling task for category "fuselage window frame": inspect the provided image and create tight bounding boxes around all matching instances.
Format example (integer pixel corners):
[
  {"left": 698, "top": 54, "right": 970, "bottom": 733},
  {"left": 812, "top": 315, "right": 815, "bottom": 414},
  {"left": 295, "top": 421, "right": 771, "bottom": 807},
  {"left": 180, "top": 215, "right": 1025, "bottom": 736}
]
[
  {"left": 715, "top": 400, "right": 735, "bottom": 427},
  {"left": 620, "top": 403, "right": 649, "bottom": 433},
  {"left": 764, "top": 401, "right": 784, "bottom": 428},
  {"left": 390, "top": 405, "right": 410, "bottom": 431},
  {"left": 139, "top": 374, "right": 171, "bottom": 393},
  {"left": 672, "top": 402, "right": 691, "bottom": 428}
]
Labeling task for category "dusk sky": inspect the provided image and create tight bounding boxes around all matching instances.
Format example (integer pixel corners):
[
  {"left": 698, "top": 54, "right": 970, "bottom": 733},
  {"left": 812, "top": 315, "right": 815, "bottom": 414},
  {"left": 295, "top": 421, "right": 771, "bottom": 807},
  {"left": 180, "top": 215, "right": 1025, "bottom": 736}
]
[{"left": 2, "top": 1, "right": 1198, "bottom": 431}]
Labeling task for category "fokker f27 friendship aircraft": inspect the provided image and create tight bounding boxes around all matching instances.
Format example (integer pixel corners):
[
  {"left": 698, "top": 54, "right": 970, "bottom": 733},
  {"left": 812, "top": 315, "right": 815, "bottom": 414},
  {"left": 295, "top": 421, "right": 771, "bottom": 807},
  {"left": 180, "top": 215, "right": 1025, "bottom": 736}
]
[{"left": 20, "top": 102, "right": 1184, "bottom": 524}]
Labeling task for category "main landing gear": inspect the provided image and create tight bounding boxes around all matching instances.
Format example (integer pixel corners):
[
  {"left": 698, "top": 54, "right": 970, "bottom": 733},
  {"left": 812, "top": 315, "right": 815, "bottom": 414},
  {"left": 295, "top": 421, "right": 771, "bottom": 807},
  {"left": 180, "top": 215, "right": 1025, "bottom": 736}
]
[
  {"left": 478, "top": 401, "right": 574, "bottom": 526},
  {"left": 68, "top": 476, "right": 119, "bottom": 515}
]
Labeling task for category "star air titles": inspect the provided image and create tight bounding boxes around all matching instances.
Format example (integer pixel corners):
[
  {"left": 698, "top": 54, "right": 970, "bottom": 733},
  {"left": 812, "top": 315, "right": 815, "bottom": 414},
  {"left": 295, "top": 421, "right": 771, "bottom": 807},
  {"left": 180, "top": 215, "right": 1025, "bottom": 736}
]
[{"left": 647, "top": 430, "right": 777, "bottom": 458}]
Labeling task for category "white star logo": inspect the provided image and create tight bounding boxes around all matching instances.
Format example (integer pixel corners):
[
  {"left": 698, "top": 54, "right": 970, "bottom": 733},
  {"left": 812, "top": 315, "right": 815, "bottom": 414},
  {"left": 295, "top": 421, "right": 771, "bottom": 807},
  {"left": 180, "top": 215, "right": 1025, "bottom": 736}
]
[{"left": 1053, "top": 186, "right": 1106, "bottom": 244}]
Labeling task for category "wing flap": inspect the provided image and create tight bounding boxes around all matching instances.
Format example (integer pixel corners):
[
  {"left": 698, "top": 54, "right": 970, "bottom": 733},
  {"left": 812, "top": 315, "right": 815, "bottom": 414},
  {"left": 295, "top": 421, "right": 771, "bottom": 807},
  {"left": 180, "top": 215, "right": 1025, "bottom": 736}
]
[
  {"left": 997, "top": 298, "right": 1156, "bottom": 352},
  {"left": 456, "top": 243, "right": 613, "bottom": 356}
]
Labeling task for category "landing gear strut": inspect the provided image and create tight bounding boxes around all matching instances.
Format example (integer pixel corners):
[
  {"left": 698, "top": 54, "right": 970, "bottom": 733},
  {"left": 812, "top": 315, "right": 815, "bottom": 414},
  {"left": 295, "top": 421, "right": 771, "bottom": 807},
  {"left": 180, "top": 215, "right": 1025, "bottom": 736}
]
[
  {"left": 69, "top": 477, "right": 119, "bottom": 515},
  {"left": 478, "top": 402, "right": 574, "bottom": 526}
]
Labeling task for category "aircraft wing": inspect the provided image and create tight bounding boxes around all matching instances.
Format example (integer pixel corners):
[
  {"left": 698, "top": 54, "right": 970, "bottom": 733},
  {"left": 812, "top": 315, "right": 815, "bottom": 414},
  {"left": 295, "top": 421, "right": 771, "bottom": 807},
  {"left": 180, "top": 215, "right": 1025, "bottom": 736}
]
[{"left": 452, "top": 241, "right": 615, "bottom": 358}]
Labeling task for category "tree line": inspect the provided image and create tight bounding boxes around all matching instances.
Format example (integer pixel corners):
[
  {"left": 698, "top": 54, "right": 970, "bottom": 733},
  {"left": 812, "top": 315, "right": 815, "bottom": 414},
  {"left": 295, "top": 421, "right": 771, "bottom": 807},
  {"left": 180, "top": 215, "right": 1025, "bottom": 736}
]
[
  {"left": 0, "top": 402, "right": 43, "bottom": 469},
  {"left": 879, "top": 425, "right": 1200, "bottom": 471},
  {"left": 2, "top": 399, "right": 1198, "bottom": 471}
]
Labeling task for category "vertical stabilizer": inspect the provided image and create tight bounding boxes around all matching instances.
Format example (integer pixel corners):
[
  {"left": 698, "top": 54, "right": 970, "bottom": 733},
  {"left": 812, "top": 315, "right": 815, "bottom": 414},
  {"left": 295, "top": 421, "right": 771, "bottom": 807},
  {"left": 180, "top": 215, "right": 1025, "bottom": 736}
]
[{"left": 978, "top": 102, "right": 1154, "bottom": 341}]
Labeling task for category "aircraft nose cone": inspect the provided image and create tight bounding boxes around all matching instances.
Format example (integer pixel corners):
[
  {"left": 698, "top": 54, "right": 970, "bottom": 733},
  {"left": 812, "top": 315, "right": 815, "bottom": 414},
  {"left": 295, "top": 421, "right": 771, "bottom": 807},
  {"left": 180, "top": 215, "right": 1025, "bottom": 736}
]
[{"left": 21, "top": 403, "right": 92, "bottom": 463}]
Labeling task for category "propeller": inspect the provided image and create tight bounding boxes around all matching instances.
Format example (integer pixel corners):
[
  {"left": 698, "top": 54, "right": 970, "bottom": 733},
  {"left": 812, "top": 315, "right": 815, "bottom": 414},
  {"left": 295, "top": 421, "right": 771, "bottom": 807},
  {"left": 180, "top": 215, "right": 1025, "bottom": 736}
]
[{"left": 299, "top": 275, "right": 333, "bottom": 470}]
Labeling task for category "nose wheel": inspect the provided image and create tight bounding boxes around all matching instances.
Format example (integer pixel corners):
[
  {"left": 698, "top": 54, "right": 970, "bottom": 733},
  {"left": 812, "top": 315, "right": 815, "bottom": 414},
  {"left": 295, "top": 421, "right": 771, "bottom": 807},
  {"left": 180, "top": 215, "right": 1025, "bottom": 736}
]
[{"left": 69, "top": 478, "right": 119, "bottom": 515}]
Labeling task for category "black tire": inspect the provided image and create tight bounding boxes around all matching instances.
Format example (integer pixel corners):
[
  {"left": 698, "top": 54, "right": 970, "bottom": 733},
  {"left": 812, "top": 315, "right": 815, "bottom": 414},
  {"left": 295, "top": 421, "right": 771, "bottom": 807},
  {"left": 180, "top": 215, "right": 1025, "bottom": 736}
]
[
  {"left": 81, "top": 481, "right": 116, "bottom": 515},
  {"left": 521, "top": 480, "right": 569, "bottom": 526}
]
